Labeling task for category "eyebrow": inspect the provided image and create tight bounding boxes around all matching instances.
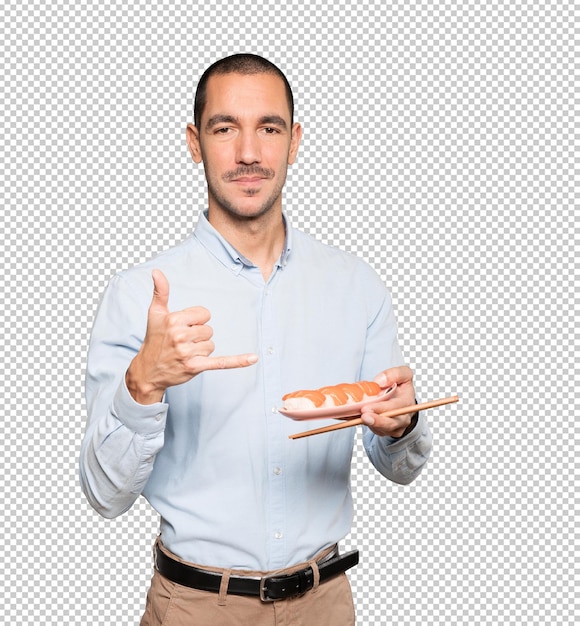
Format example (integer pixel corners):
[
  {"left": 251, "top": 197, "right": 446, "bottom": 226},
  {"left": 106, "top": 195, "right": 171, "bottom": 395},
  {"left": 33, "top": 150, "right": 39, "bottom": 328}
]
[
  {"left": 205, "top": 114, "right": 288, "bottom": 130},
  {"left": 258, "top": 115, "right": 288, "bottom": 129},
  {"left": 205, "top": 114, "right": 239, "bottom": 130}
]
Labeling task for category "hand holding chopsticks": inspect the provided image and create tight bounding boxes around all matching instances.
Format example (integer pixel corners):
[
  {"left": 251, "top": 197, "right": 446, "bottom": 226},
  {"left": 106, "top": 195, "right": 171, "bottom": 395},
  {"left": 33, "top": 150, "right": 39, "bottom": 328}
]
[{"left": 289, "top": 395, "right": 458, "bottom": 439}]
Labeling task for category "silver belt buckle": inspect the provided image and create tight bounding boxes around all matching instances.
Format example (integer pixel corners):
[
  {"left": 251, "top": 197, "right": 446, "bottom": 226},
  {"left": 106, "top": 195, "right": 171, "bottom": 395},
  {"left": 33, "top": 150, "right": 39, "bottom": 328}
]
[
  {"left": 259, "top": 546, "right": 338, "bottom": 602},
  {"left": 259, "top": 575, "right": 275, "bottom": 602}
]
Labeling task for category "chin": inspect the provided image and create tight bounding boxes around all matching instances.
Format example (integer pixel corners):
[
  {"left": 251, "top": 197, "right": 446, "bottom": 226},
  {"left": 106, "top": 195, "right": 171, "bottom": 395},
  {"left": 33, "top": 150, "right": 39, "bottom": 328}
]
[
  {"left": 233, "top": 205, "right": 278, "bottom": 220},
  {"left": 207, "top": 176, "right": 285, "bottom": 221},
  {"left": 212, "top": 195, "right": 282, "bottom": 221}
]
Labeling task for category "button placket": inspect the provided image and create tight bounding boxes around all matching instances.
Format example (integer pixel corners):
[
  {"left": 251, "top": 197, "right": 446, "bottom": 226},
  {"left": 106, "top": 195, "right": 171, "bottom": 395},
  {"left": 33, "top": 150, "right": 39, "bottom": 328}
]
[{"left": 260, "top": 280, "right": 287, "bottom": 568}]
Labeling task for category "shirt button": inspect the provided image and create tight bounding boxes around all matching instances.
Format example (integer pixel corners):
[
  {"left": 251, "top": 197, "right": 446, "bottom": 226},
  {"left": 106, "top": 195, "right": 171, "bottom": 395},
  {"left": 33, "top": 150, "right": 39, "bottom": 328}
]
[
  {"left": 274, "top": 532, "right": 283, "bottom": 539},
  {"left": 271, "top": 406, "right": 278, "bottom": 414},
  {"left": 155, "top": 413, "right": 163, "bottom": 421},
  {"left": 273, "top": 467, "right": 282, "bottom": 475},
  {"left": 267, "top": 346, "right": 274, "bottom": 355}
]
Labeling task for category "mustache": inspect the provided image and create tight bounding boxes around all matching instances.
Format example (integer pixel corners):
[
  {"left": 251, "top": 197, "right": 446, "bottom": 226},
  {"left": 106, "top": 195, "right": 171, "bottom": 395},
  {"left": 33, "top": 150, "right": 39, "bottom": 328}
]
[{"left": 223, "top": 166, "right": 275, "bottom": 181}]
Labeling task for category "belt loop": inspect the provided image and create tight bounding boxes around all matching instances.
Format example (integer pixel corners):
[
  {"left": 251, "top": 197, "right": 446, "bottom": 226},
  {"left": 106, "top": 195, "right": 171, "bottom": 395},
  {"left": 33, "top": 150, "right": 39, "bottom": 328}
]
[
  {"left": 308, "top": 559, "right": 320, "bottom": 594},
  {"left": 218, "top": 570, "right": 231, "bottom": 606}
]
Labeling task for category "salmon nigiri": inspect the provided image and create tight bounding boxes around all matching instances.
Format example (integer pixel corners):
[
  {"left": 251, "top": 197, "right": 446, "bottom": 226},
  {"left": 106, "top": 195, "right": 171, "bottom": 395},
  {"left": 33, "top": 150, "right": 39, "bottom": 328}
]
[{"left": 282, "top": 380, "right": 381, "bottom": 410}]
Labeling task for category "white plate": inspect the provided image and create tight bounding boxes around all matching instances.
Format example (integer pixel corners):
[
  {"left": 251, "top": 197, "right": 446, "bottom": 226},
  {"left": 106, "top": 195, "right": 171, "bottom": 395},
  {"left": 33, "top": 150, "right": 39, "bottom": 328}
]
[{"left": 279, "top": 385, "right": 397, "bottom": 421}]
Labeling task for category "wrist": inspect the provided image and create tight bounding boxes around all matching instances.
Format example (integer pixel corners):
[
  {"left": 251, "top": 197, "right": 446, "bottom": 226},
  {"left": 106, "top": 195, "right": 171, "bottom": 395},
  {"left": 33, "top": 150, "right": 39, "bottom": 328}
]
[
  {"left": 403, "top": 411, "right": 419, "bottom": 435},
  {"left": 393, "top": 410, "right": 419, "bottom": 439},
  {"left": 125, "top": 361, "right": 165, "bottom": 405}
]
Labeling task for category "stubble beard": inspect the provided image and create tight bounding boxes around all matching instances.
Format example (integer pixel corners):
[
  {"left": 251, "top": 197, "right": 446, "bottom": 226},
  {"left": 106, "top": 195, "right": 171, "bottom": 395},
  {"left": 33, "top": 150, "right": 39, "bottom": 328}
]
[{"left": 206, "top": 166, "right": 288, "bottom": 222}]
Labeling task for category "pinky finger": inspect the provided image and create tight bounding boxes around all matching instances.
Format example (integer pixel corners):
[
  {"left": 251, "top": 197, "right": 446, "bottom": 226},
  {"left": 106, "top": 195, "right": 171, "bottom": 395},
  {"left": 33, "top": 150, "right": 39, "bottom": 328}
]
[{"left": 201, "top": 353, "right": 259, "bottom": 371}]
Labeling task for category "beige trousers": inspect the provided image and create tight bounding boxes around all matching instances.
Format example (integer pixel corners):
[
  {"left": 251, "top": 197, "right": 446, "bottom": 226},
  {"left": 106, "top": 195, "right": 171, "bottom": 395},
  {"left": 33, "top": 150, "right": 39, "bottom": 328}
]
[{"left": 140, "top": 541, "right": 356, "bottom": 626}]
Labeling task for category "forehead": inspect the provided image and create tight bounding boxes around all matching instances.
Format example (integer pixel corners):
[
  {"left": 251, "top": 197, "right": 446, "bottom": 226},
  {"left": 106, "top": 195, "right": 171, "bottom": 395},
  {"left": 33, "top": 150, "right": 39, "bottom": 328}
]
[{"left": 202, "top": 72, "right": 291, "bottom": 125}]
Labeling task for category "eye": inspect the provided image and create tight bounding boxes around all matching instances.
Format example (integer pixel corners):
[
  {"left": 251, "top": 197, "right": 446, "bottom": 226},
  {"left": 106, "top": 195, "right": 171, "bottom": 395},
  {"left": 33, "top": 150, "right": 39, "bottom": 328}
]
[
  {"left": 262, "top": 127, "right": 280, "bottom": 134},
  {"left": 215, "top": 127, "right": 232, "bottom": 134}
]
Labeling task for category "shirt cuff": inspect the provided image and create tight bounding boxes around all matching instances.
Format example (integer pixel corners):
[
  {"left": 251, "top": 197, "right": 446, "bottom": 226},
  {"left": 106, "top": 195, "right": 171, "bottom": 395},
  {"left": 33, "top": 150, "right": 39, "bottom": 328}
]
[{"left": 112, "top": 375, "right": 168, "bottom": 436}]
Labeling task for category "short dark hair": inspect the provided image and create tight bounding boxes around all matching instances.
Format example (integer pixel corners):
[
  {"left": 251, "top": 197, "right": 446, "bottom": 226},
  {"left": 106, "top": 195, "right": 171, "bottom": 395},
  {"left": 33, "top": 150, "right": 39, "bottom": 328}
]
[{"left": 194, "top": 54, "right": 294, "bottom": 128}]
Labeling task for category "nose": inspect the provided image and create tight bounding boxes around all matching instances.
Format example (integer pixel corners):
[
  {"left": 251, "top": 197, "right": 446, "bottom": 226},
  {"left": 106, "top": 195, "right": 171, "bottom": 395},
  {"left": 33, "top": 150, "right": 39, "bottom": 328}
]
[{"left": 235, "top": 130, "right": 261, "bottom": 164}]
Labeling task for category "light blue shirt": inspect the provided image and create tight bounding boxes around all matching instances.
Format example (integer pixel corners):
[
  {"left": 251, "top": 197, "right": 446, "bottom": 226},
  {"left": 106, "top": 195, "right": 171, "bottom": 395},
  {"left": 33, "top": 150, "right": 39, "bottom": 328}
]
[{"left": 80, "top": 211, "right": 432, "bottom": 571}]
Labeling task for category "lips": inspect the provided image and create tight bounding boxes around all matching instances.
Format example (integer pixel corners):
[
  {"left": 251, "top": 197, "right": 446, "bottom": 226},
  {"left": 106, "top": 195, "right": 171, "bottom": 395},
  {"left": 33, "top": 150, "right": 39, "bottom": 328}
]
[
  {"left": 224, "top": 167, "right": 275, "bottom": 183},
  {"left": 232, "top": 176, "right": 264, "bottom": 183}
]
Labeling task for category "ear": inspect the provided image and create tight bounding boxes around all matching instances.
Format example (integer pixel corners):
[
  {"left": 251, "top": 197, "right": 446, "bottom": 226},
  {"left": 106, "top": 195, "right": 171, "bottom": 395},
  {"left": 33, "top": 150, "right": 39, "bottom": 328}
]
[
  {"left": 287, "top": 122, "right": 302, "bottom": 165},
  {"left": 186, "top": 124, "right": 203, "bottom": 164}
]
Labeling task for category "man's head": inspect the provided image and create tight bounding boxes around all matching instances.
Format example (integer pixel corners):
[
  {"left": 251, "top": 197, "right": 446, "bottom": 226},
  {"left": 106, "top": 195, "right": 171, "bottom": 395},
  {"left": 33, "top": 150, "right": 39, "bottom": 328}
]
[
  {"left": 186, "top": 54, "right": 302, "bottom": 223},
  {"left": 194, "top": 54, "right": 294, "bottom": 129}
]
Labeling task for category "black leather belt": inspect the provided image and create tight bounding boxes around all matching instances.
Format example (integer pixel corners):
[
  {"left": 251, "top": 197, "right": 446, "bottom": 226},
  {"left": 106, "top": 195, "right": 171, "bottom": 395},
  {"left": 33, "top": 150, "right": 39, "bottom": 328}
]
[{"left": 155, "top": 544, "right": 359, "bottom": 602}]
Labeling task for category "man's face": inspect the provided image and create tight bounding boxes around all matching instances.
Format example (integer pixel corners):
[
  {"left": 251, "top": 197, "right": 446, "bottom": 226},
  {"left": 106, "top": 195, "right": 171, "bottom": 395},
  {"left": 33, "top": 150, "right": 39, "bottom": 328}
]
[{"left": 187, "top": 72, "right": 302, "bottom": 221}]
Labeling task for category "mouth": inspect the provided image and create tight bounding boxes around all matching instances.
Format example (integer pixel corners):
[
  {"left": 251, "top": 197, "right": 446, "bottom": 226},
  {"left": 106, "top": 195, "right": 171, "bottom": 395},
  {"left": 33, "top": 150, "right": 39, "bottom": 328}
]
[
  {"left": 230, "top": 176, "right": 267, "bottom": 190},
  {"left": 225, "top": 167, "right": 275, "bottom": 185},
  {"left": 232, "top": 176, "right": 265, "bottom": 183}
]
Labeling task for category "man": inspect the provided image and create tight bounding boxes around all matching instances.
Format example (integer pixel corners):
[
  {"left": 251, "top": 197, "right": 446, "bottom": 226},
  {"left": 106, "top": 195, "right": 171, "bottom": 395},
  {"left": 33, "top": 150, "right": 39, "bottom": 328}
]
[{"left": 80, "top": 54, "right": 432, "bottom": 625}]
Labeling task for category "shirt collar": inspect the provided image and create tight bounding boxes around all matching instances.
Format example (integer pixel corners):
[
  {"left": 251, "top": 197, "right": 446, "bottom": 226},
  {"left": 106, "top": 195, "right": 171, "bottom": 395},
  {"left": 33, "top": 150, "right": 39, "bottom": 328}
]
[{"left": 193, "top": 210, "right": 293, "bottom": 273}]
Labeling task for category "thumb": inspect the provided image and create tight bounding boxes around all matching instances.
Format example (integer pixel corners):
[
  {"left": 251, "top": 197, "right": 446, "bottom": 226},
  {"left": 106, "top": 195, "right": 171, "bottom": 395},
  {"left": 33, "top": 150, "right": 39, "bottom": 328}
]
[
  {"left": 374, "top": 365, "right": 413, "bottom": 389},
  {"left": 373, "top": 371, "right": 389, "bottom": 388},
  {"left": 150, "top": 269, "right": 170, "bottom": 312}
]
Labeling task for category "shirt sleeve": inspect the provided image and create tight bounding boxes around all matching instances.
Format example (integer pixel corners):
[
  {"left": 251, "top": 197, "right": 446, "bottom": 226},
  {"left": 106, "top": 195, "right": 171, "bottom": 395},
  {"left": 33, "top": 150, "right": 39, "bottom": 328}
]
[
  {"left": 358, "top": 277, "right": 433, "bottom": 483},
  {"left": 362, "top": 413, "right": 433, "bottom": 484},
  {"left": 79, "top": 273, "right": 168, "bottom": 518}
]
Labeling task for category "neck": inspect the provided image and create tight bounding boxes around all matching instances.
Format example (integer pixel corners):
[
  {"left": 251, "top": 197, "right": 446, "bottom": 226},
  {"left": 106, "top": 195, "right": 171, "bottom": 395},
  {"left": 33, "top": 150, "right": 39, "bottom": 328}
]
[{"left": 207, "top": 207, "right": 286, "bottom": 281}]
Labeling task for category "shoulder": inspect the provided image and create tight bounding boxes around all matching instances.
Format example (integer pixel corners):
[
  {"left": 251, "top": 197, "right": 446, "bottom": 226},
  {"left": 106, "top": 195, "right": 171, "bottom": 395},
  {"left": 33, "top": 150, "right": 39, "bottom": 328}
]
[
  {"left": 101, "top": 234, "right": 199, "bottom": 306},
  {"left": 290, "top": 227, "right": 385, "bottom": 287},
  {"left": 116, "top": 234, "right": 197, "bottom": 283}
]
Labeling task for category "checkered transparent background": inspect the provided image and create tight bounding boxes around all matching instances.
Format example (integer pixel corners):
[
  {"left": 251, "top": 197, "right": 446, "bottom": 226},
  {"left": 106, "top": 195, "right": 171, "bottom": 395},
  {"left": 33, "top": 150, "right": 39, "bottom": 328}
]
[{"left": 1, "top": 0, "right": 576, "bottom": 624}]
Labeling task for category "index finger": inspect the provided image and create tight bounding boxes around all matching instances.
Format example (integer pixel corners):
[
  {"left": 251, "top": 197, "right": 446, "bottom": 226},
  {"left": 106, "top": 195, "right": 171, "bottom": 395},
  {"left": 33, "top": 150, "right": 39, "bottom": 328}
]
[{"left": 168, "top": 305, "right": 212, "bottom": 327}]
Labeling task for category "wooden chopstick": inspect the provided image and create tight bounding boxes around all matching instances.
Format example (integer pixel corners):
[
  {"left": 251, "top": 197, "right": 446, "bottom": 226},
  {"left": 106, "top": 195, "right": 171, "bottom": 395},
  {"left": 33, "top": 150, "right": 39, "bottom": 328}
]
[{"left": 288, "top": 395, "right": 459, "bottom": 439}]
